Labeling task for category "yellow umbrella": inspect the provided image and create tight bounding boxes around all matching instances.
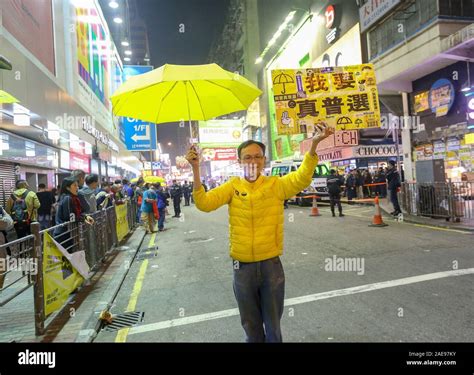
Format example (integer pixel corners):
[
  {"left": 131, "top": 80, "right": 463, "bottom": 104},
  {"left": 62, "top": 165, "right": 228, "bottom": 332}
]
[
  {"left": 131, "top": 177, "right": 139, "bottom": 183},
  {"left": 0, "top": 90, "right": 19, "bottom": 104},
  {"left": 143, "top": 176, "right": 165, "bottom": 184},
  {"left": 111, "top": 63, "right": 262, "bottom": 125}
]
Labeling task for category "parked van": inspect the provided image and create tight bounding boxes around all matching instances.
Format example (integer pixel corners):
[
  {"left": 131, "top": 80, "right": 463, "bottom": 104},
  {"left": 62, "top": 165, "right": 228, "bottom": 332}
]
[{"left": 270, "top": 159, "right": 330, "bottom": 205}]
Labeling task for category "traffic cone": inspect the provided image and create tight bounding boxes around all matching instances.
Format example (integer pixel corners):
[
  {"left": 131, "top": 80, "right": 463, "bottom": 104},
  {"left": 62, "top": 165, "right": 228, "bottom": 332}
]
[
  {"left": 309, "top": 196, "right": 321, "bottom": 217},
  {"left": 369, "top": 196, "right": 388, "bottom": 227}
]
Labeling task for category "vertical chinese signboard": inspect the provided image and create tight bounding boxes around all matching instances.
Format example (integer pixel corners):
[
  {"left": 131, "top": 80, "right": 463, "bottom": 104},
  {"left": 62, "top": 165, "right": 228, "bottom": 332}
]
[{"left": 271, "top": 64, "right": 381, "bottom": 135}]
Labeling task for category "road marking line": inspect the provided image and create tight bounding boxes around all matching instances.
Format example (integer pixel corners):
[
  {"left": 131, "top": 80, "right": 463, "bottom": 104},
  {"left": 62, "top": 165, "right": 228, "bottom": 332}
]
[
  {"left": 127, "top": 268, "right": 474, "bottom": 336},
  {"left": 115, "top": 234, "right": 155, "bottom": 342},
  {"left": 412, "top": 224, "right": 471, "bottom": 234}
]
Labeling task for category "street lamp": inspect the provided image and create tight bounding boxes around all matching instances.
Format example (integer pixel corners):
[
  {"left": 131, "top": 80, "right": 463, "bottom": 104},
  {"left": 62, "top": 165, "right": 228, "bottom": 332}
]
[{"left": 167, "top": 142, "right": 172, "bottom": 146}]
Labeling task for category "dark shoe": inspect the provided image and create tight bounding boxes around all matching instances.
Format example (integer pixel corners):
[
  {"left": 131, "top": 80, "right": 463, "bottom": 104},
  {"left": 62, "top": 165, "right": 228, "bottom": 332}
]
[
  {"left": 392, "top": 210, "right": 401, "bottom": 216},
  {"left": 159, "top": 228, "right": 166, "bottom": 232},
  {"left": 390, "top": 211, "right": 395, "bottom": 215},
  {"left": 339, "top": 213, "right": 345, "bottom": 217},
  {"left": 332, "top": 212, "right": 336, "bottom": 217}
]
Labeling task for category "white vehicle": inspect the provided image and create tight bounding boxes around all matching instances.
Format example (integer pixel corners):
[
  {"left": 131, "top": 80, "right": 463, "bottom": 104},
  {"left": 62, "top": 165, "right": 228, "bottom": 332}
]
[{"left": 270, "top": 159, "right": 330, "bottom": 206}]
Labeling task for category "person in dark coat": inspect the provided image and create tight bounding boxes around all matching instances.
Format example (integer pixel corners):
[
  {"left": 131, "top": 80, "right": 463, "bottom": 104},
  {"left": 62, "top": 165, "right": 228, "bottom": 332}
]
[
  {"left": 374, "top": 167, "right": 387, "bottom": 198},
  {"left": 182, "top": 181, "right": 192, "bottom": 206},
  {"left": 169, "top": 180, "right": 183, "bottom": 218},
  {"left": 53, "top": 178, "right": 94, "bottom": 253},
  {"left": 386, "top": 160, "right": 402, "bottom": 215},
  {"left": 327, "top": 169, "right": 345, "bottom": 217},
  {"left": 345, "top": 170, "right": 357, "bottom": 204},
  {"left": 363, "top": 170, "right": 373, "bottom": 198}
]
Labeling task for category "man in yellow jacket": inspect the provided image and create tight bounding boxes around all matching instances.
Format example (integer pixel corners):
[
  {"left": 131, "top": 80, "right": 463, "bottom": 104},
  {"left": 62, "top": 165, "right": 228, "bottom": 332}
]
[{"left": 186, "top": 122, "right": 333, "bottom": 342}]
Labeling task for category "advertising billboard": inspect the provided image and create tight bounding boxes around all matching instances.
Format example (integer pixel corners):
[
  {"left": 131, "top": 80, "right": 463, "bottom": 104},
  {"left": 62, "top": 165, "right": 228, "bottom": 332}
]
[{"left": 0, "top": 0, "right": 55, "bottom": 74}]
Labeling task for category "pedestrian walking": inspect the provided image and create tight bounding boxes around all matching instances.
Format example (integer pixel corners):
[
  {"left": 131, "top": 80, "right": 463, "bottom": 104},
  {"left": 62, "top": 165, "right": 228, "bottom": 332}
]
[
  {"left": 186, "top": 122, "right": 333, "bottom": 342},
  {"left": 141, "top": 184, "right": 157, "bottom": 234}
]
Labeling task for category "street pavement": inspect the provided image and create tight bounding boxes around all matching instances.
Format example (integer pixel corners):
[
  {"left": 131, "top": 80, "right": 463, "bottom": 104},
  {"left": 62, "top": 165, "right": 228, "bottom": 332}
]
[{"left": 94, "top": 201, "right": 474, "bottom": 343}]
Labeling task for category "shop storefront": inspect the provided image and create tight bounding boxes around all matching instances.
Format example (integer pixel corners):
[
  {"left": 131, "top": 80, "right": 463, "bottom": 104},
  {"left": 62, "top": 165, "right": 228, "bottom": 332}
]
[
  {"left": 0, "top": 130, "right": 58, "bottom": 191},
  {"left": 411, "top": 61, "right": 474, "bottom": 182}
]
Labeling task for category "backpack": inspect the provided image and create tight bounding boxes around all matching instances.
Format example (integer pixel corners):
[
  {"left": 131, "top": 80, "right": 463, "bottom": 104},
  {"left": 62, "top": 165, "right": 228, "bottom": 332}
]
[{"left": 10, "top": 191, "right": 30, "bottom": 223}]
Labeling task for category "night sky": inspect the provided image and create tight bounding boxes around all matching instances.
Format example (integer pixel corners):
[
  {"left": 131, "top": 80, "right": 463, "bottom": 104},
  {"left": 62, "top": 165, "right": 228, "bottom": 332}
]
[{"left": 139, "top": 0, "right": 230, "bottom": 161}]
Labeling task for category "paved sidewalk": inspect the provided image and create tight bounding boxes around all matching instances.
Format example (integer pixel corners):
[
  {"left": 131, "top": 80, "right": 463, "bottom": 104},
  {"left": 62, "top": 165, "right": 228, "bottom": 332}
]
[{"left": 0, "top": 227, "right": 146, "bottom": 343}]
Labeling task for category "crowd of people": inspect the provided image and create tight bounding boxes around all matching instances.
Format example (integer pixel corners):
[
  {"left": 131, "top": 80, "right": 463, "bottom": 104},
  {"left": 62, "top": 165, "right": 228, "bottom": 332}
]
[{"left": 329, "top": 160, "right": 403, "bottom": 216}]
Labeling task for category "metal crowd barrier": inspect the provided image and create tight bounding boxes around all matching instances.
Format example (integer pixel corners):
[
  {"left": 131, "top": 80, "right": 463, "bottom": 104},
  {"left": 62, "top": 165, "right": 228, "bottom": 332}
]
[
  {"left": 401, "top": 182, "right": 474, "bottom": 224},
  {"left": 0, "top": 233, "right": 35, "bottom": 307},
  {"left": 0, "top": 200, "right": 139, "bottom": 336}
]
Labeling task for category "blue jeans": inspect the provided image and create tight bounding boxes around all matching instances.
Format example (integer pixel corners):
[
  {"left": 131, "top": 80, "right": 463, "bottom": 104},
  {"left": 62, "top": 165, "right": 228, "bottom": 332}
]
[
  {"left": 158, "top": 208, "right": 165, "bottom": 230},
  {"left": 232, "top": 256, "right": 285, "bottom": 342}
]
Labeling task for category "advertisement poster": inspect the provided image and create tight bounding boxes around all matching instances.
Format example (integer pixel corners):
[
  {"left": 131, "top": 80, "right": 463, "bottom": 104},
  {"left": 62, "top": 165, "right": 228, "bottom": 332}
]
[
  {"left": 115, "top": 204, "right": 129, "bottom": 242},
  {"left": 198, "top": 120, "right": 243, "bottom": 147},
  {"left": 76, "top": 3, "right": 110, "bottom": 107},
  {"left": 271, "top": 64, "right": 381, "bottom": 134},
  {"left": 43, "top": 232, "right": 89, "bottom": 317},
  {"left": 201, "top": 148, "right": 237, "bottom": 162},
  {"left": 0, "top": 0, "right": 55, "bottom": 74}
]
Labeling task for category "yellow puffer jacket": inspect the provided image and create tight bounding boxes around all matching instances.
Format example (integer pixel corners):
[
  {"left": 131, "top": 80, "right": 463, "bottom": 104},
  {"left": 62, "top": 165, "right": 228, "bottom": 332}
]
[{"left": 193, "top": 152, "right": 319, "bottom": 262}]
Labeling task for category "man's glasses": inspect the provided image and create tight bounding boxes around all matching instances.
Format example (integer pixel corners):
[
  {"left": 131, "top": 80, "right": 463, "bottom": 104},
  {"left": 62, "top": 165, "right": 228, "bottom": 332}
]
[{"left": 242, "top": 155, "right": 264, "bottom": 162}]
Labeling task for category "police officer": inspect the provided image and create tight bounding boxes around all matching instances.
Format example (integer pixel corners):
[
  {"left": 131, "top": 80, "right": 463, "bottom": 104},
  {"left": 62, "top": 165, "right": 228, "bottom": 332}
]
[
  {"left": 170, "top": 180, "right": 183, "bottom": 218},
  {"left": 327, "top": 169, "right": 345, "bottom": 217}
]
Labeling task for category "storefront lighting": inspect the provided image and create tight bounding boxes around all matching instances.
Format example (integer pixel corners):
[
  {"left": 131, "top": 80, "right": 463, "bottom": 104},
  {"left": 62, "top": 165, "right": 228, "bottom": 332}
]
[
  {"left": 47, "top": 121, "right": 60, "bottom": 141},
  {"left": 109, "top": 1, "right": 119, "bottom": 8},
  {"left": 121, "top": 40, "right": 129, "bottom": 46},
  {"left": 13, "top": 112, "right": 30, "bottom": 127},
  {"left": 113, "top": 17, "right": 123, "bottom": 24},
  {"left": 84, "top": 142, "right": 93, "bottom": 155},
  {"left": 255, "top": 10, "right": 297, "bottom": 65},
  {"left": 124, "top": 50, "right": 132, "bottom": 55},
  {"left": 124, "top": 57, "right": 131, "bottom": 62},
  {"left": 25, "top": 141, "right": 35, "bottom": 157},
  {"left": 0, "top": 134, "right": 9, "bottom": 151}
]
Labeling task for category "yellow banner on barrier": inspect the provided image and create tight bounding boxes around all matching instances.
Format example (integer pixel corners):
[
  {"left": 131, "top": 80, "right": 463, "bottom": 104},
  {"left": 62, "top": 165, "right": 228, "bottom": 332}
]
[
  {"left": 43, "top": 232, "right": 89, "bottom": 317},
  {"left": 115, "top": 204, "right": 129, "bottom": 242},
  {"left": 271, "top": 64, "right": 381, "bottom": 134}
]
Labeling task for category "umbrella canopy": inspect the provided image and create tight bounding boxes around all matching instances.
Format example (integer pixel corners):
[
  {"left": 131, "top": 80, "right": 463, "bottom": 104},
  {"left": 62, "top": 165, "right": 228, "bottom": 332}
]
[
  {"left": 110, "top": 63, "right": 262, "bottom": 124},
  {"left": 143, "top": 176, "right": 165, "bottom": 184},
  {"left": 0, "top": 90, "right": 19, "bottom": 104}
]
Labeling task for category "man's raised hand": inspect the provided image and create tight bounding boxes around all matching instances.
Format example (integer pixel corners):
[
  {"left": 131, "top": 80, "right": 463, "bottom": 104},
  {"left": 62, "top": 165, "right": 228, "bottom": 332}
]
[{"left": 185, "top": 145, "right": 200, "bottom": 168}]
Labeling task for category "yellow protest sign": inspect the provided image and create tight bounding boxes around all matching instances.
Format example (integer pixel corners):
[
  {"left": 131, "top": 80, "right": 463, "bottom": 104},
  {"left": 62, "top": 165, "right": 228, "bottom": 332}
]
[
  {"left": 43, "top": 232, "right": 87, "bottom": 317},
  {"left": 271, "top": 64, "right": 381, "bottom": 134},
  {"left": 115, "top": 204, "right": 129, "bottom": 242}
]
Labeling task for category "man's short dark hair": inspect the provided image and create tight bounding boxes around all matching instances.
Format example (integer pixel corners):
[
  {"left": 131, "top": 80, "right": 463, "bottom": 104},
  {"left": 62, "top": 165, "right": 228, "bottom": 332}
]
[
  {"left": 85, "top": 174, "right": 99, "bottom": 185},
  {"left": 16, "top": 180, "right": 27, "bottom": 189},
  {"left": 114, "top": 179, "right": 122, "bottom": 184},
  {"left": 38, "top": 183, "right": 46, "bottom": 189},
  {"left": 71, "top": 170, "right": 85, "bottom": 180},
  {"left": 237, "top": 140, "right": 266, "bottom": 159}
]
